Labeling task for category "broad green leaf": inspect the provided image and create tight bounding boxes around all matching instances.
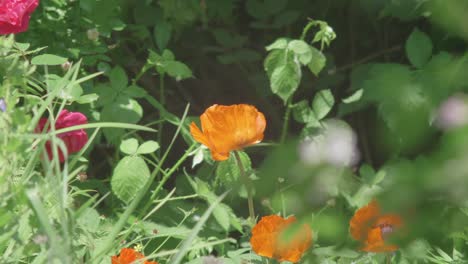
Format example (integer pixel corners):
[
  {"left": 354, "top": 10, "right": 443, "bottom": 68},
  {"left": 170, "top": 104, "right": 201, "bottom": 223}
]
[
  {"left": 109, "top": 66, "right": 128, "bottom": 90},
  {"left": 288, "top": 40, "right": 312, "bottom": 65},
  {"left": 120, "top": 138, "right": 139, "bottom": 155},
  {"left": 264, "top": 49, "right": 287, "bottom": 79},
  {"left": 31, "top": 54, "right": 67, "bottom": 65},
  {"left": 137, "top": 140, "right": 160, "bottom": 154},
  {"left": 111, "top": 156, "right": 150, "bottom": 203},
  {"left": 77, "top": 93, "right": 99, "bottom": 104},
  {"left": 266, "top": 38, "right": 289, "bottom": 51},
  {"left": 270, "top": 59, "right": 301, "bottom": 103},
  {"left": 312, "top": 89, "right": 335, "bottom": 119},
  {"left": 154, "top": 21, "right": 172, "bottom": 51},
  {"left": 342, "top": 89, "right": 363, "bottom": 103},
  {"left": 405, "top": 28, "right": 433, "bottom": 68},
  {"left": 123, "top": 85, "right": 148, "bottom": 98},
  {"left": 102, "top": 98, "right": 143, "bottom": 144},
  {"left": 308, "top": 47, "right": 326, "bottom": 76},
  {"left": 77, "top": 208, "right": 100, "bottom": 233},
  {"left": 165, "top": 61, "right": 193, "bottom": 81}
]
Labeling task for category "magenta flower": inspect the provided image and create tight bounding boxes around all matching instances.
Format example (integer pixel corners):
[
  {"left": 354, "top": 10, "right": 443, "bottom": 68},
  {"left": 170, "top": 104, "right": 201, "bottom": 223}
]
[
  {"left": 0, "top": 0, "right": 40, "bottom": 35},
  {"left": 36, "top": 110, "right": 88, "bottom": 162}
]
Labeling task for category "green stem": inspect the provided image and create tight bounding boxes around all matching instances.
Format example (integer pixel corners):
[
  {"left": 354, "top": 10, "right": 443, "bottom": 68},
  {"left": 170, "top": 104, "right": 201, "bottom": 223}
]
[
  {"left": 157, "top": 74, "right": 165, "bottom": 156},
  {"left": 279, "top": 98, "right": 292, "bottom": 144},
  {"left": 234, "top": 151, "right": 255, "bottom": 225}
]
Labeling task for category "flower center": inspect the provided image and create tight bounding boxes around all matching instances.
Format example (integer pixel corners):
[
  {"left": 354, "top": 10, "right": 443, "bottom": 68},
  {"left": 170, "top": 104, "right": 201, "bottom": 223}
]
[{"left": 378, "top": 223, "right": 394, "bottom": 239}]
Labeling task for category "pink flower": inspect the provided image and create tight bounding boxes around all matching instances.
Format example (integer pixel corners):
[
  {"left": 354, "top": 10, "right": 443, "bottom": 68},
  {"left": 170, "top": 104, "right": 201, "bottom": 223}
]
[
  {"left": 36, "top": 110, "right": 88, "bottom": 162},
  {"left": 0, "top": 0, "right": 40, "bottom": 35}
]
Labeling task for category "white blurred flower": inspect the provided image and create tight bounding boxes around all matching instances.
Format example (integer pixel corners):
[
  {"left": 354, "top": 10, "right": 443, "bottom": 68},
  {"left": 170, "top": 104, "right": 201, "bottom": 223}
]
[
  {"left": 299, "top": 119, "right": 359, "bottom": 167},
  {"left": 87, "top": 28, "right": 99, "bottom": 41},
  {"left": 435, "top": 95, "right": 468, "bottom": 130}
]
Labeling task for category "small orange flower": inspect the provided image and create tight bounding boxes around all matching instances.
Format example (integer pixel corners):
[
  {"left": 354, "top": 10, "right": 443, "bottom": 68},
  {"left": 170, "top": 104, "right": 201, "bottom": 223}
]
[
  {"left": 111, "top": 248, "right": 158, "bottom": 264},
  {"left": 250, "top": 215, "right": 312, "bottom": 263},
  {"left": 349, "top": 200, "right": 403, "bottom": 252},
  {"left": 190, "top": 104, "right": 266, "bottom": 161}
]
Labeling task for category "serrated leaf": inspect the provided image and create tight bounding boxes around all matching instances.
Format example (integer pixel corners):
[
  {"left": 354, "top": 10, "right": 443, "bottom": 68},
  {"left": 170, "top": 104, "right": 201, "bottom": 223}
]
[
  {"left": 264, "top": 49, "right": 287, "bottom": 79},
  {"left": 154, "top": 21, "right": 172, "bottom": 51},
  {"left": 342, "top": 89, "right": 363, "bottom": 103},
  {"left": 308, "top": 47, "right": 326, "bottom": 76},
  {"left": 312, "top": 89, "right": 334, "bottom": 119},
  {"left": 111, "top": 156, "right": 150, "bottom": 203},
  {"left": 265, "top": 38, "right": 289, "bottom": 51},
  {"left": 405, "top": 28, "right": 433, "bottom": 68},
  {"left": 120, "top": 138, "right": 139, "bottom": 155},
  {"left": 270, "top": 59, "right": 301, "bottom": 103},
  {"left": 31, "top": 54, "right": 67, "bottom": 65},
  {"left": 288, "top": 40, "right": 313, "bottom": 65},
  {"left": 137, "top": 140, "right": 160, "bottom": 154},
  {"left": 216, "top": 152, "right": 252, "bottom": 198}
]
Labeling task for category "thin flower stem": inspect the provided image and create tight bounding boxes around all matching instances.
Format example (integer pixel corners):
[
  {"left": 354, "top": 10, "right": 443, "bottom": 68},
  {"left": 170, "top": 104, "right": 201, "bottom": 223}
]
[
  {"left": 157, "top": 73, "right": 165, "bottom": 156},
  {"left": 279, "top": 98, "right": 292, "bottom": 144},
  {"left": 234, "top": 151, "right": 255, "bottom": 225}
]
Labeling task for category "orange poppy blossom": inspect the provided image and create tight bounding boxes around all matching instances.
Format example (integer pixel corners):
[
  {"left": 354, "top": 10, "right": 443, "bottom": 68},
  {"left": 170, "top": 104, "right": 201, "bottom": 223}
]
[
  {"left": 349, "top": 200, "right": 403, "bottom": 252},
  {"left": 250, "top": 215, "right": 313, "bottom": 263},
  {"left": 190, "top": 104, "right": 266, "bottom": 161},
  {"left": 111, "top": 248, "right": 158, "bottom": 264}
]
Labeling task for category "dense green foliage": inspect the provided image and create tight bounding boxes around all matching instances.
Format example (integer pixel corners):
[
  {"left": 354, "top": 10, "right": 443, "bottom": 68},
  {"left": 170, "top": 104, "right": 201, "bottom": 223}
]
[{"left": 2, "top": 0, "right": 468, "bottom": 263}]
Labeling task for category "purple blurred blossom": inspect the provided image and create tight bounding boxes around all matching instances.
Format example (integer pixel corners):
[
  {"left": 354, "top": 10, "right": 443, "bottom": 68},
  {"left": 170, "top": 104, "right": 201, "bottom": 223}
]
[
  {"left": 0, "top": 98, "right": 6, "bottom": 112},
  {"left": 435, "top": 95, "right": 468, "bottom": 130},
  {"left": 299, "top": 119, "right": 360, "bottom": 167}
]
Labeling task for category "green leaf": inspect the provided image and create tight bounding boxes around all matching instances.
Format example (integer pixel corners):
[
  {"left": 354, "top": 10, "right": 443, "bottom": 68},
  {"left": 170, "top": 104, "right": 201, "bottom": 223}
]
[
  {"left": 312, "top": 89, "right": 335, "bottom": 119},
  {"left": 288, "top": 40, "right": 312, "bottom": 65},
  {"left": 77, "top": 208, "right": 100, "bottom": 233},
  {"left": 165, "top": 61, "right": 193, "bottom": 81},
  {"left": 109, "top": 66, "right": 128, "bottom": 90},
  {"left": 264, "top": 49, "right": 287, "bottom": 79},
  {"left": 31, "top": 54, "right": 67, "bottom": 65},
  {"left": 120, "top": 138, "right": 139, "bottom": 155},
  {"left": 265, "top": 38, "right": 289, "bottom": 51},
  {"left": 111, "top": 156, "right": 150, "bottom": 203},
  {"left": 154, "top": 21, "right": 172, "bottom": 51},
  {"left": 77, "top": 93, "right": 99, "bottom": 104},
  {"left": 216, "top": 152, "right": 252, "bottom": 198},
  {"left": 308, "top": 46, "right": 326, "bottom": 76},
  {"left": 292, "top": 100, "right": 314, "bottom": 124},
  {"left": 405, "top": 28, "right": 433, "bottom": 68},
  {"left": 137, "top": 140, "right": 160, "bottom": 154},
  {"left": 270, "top": 58, "right": 301, "bottom": 103},
  {"left": 342, "top": 89, "right": 363, "bottom": 104}
]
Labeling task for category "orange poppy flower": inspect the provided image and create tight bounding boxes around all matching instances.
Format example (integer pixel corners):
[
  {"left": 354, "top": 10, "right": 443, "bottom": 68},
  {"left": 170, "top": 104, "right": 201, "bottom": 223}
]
[
  {"left": 349, "top": 200, "right": 403, "bottom": 252},
  {"left": 250, "top": 215, "right": 312, "bottom": 263},
  {"left": 111, "top": 248, "right": 158, "bottom": 264},
  {"left": 190, "top": 104, "right": 266, "bottom": 161}
]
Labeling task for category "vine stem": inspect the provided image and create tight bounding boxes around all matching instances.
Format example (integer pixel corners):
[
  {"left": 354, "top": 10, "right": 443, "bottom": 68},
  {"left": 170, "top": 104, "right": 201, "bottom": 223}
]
[
  {"left": 234, "top": 151, "right": 255, "bottom": 225},
  {"left": 279, "top": 98, "right": 292, "bottom": 144}
]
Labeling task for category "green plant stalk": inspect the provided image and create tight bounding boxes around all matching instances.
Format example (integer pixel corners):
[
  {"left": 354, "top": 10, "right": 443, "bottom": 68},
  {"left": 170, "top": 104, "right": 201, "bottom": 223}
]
[
  {"left": 157, "top": 73, "right": 165, "bottom": 156},
  {"left": 234, "top": 151, "right": 255, "bottom": 225},
  {"left": 279, "top": 98, "right": 292, "bottom": 144}
]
